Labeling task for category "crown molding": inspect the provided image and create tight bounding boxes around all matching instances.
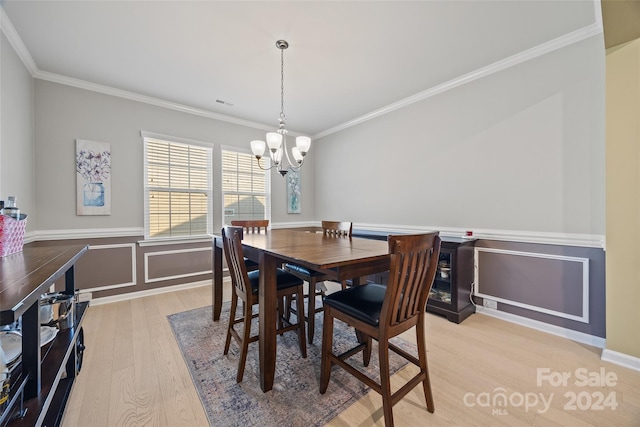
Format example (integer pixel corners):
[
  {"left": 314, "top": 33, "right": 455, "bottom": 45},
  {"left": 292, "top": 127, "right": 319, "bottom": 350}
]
[
  {"left": 313, "top": 21, "right": 604, "bottom": 139},
  {"left": 0, "top": 7, "right": 38, "bottom": 74},
  {"left": 33, "top": 70, "right": 274, "bottom": 132}
]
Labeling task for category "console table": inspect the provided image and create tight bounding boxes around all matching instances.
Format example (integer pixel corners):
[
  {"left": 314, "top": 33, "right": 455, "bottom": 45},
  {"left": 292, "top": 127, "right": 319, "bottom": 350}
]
[{"left": 0, "top": 243, "right": 88, "bottom": 426}]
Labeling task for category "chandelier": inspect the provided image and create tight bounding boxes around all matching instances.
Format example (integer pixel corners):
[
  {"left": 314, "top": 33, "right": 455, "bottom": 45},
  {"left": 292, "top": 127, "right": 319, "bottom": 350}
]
[{"left": 250, "top": 40, "right": 311, "bottom": 177}]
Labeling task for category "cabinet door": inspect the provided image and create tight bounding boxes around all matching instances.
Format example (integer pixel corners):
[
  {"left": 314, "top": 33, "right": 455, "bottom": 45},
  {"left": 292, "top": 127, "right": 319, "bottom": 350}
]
[{"left": 429, "top": 248, "right": 455, "bottom": 307}]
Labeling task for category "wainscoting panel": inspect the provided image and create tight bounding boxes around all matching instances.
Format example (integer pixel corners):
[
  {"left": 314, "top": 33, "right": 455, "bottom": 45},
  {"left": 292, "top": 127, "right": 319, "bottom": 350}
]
[
  {"left": 75, "top": 243, "right": 136, "bottom": 292},
  {"left": 144, "top": 247, "right": 212, "bottom": 283},
  {"left": 33, "top": 237, "right": 214, "bottom": 300},
  {"left": 473, "top": 240, "right": 605, "bottom": 338},
  {"left": 475, "top": 247, "right": 589, "bottom": 323}
]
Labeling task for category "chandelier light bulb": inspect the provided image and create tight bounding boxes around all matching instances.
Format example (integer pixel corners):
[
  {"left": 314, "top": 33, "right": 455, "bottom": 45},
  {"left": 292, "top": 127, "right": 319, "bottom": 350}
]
[
  {"left": 295, "top": 136, "right": 311, "bottom": 155},
  {"left": 266, "top": 132, "right": 283, "bottom": 152},
  {"left": 251, "top": 140, "right": 266, "bottom": 158},
  {"left": 292, "top": 147, "right": 303, "bottom": 164},
  {"left": 272, "top": 147, "right": 283, "bottom": 165}
]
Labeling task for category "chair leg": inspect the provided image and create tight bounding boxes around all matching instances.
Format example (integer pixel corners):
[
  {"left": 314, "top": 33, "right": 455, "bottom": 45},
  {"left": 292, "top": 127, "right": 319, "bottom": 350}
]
[
  {"left": 307, "top": 277, "right": 317, "bottom": 344},
  {"left": 378, "top": 339, "right": 395, "bottom": 427},
  {"left": 417, "top": 316, "right": 435, "bottom": 413},
  {"left": 295, "top": 285, "right": 307, "bottom": 358},
  {"left": 355, "top": 329, "right": 373, "bottom": 367},
  {"left": 284, "top": 295, "right": 292, "bottom": 320},
  {"left": 277, "top": 296, "right": 285, "bottom": 334},
  {"left": 319, "top": 307, "right": 334, "bottom": 394},
  {"left": 236, "top": 297, "right": 254, "bottom": 383},
  {"left": 224, "top": 291, "right": 238, "bottom": 355}
]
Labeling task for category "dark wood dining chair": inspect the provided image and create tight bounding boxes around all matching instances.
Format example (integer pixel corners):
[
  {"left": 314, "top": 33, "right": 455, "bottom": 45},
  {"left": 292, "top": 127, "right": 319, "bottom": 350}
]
[
  {"left": 231, "top": 219, "right": 269, "bottom": 234},
  {"left": 320, "top": 220, "right": 352, "bottom": 239},
  {"left": 321, "top": 221, "right": 353, "bottom": 290},
  {"left": 222, "top": 226, "right": 307, "bottom": 383},
  {"left": 284, "top": 221, "right": 352, "bottom": 344},
  {"left": 319, "top": 232, "right": 441, "bottom": 427},
  {"left": 230, "top": 220, "right": 269, "bottom": 271}
]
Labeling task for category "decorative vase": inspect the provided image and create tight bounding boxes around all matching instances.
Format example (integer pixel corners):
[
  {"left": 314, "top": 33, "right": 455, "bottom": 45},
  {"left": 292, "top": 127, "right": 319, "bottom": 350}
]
[{"left": 83, "top": 182, "right": 104, "bottom": 207}]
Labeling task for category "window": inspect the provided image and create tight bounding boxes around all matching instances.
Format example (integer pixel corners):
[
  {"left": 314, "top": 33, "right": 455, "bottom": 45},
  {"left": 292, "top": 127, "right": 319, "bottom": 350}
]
[
  {"left": 221, "top": 147, "right": 270, "bottom": 224},
  {"left": 143, "top": 134, "right": 212, "bottom": 239}
]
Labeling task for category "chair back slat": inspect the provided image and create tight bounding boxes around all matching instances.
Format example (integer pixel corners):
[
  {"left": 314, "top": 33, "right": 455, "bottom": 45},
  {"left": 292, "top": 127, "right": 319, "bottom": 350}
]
[
  {"left": 231, "top": 220, "right": 269, "bottom": 234},
  {"left": 384, "top": 233, "right": 441, "bottom": 327},
  {"left": 321, "top": 221, "right": 352, "bottom": 238},
  {"left": 222, "top": 226, "right": 252, "bottom": 299}
]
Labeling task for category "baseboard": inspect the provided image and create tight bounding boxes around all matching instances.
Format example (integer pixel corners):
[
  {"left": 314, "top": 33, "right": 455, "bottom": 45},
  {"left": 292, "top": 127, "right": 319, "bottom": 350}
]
[
  {"left": 601, "top": 349, "right": 640, "bottom": 372},
  {"left": 89, "top": 279, "right": 215, "bottom": 306},
  {"left": 475, "top": 306, "right": 606, "bottom": 348}
]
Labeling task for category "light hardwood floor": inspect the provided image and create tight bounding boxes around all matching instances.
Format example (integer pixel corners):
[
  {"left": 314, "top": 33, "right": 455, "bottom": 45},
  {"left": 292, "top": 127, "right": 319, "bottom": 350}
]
[{"left": 62, "top": 283, "right": 640, "bottom": 426}]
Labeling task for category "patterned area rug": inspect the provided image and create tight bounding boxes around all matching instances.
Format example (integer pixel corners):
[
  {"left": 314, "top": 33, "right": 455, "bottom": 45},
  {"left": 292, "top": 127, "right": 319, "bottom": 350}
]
[{"left": 168, "top": 302, "right": 413, "bottom": 427}]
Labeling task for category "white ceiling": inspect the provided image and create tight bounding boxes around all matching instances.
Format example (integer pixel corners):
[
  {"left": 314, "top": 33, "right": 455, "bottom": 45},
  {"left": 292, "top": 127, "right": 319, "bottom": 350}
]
[{"left": 1, "top": 1, "right": 599, "bottom": 137}]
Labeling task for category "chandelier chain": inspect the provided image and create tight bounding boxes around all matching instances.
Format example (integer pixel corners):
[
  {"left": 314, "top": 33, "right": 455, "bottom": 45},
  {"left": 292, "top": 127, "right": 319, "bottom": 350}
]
[{"left": 280, "top": 47, "right": 285, "bottom": 126}]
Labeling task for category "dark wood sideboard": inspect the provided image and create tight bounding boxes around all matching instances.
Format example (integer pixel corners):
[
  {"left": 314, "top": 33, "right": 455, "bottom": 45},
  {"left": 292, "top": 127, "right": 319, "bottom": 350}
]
[
  {"left": 352, "top": 231, "right": 477, "bottom": 323},
  {"left": 0, "top": 244, "right": 88, "bottom": 426}
]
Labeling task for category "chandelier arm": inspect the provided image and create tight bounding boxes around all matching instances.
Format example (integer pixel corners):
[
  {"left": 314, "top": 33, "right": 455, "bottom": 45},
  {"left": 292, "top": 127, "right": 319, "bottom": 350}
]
[
  {"left": 281, "top": 137, "right": 296, "bottom": 169},
  {"left": 255, "top": 157, "right": 276, "bottom": 172}
]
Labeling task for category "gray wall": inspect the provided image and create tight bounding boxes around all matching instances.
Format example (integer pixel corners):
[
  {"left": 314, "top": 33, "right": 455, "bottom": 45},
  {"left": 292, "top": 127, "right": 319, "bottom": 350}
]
[
  {"left": 313, "top": 36, "right": 605, "bottom": 237},
  {"left": 1, "top": 32, "right": 35, "bottom": 232}
]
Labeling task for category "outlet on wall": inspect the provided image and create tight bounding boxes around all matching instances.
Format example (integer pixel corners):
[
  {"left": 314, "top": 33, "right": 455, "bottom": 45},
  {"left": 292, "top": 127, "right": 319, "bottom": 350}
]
[
  {"left": 483, "top": 299, "right": 498, "bottom": 310},
  {"left": 77, "top": 292, "right": 92, "bottom": 302}
]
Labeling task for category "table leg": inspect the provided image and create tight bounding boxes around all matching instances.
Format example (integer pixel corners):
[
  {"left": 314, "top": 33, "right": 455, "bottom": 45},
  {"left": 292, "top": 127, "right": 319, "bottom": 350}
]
[
  {"left": 259, "top": 252, "right": 278, "bottom": 392},
  {"left": 212, "top": 236, "right": 223, "bottom": 321}
]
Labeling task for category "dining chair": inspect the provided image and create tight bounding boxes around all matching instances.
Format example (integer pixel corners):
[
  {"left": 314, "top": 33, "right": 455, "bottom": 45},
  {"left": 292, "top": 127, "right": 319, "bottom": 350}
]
[
  {"left": 284, "top": 221, "right": 352, "bottom": 344},
  {"left": 319, "top": 232, "right": 441, "bottom": 427},
  {"left": 231, "top": 219, "right": 269, "bottom": 234},
  {"left": 230, "top": 220, "right": 269, "bottom": 271},
  {"left": 222, "top": 226, "right": 307, "bottom": 383}
]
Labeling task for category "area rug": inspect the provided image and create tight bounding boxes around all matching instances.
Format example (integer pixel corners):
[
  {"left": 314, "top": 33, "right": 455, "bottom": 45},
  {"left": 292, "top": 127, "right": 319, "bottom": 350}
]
[{"left": 168, "top": 302, "right": 414, "bottom": 427}]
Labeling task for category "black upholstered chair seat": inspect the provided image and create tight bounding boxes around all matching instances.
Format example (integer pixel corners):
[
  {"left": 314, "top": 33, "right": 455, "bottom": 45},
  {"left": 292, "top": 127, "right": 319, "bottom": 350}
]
[
  {"left": 246, "top": 268, "right": 304, "bottom": 294},
  {"left": 244, "top": 257, "right": 259, "bottom": 269},
  {"left": 284, "top": 263, "right": 327, "bottom": 277},
  {"left": 322, "top": 283, "right": 386, "bottom": 327}
]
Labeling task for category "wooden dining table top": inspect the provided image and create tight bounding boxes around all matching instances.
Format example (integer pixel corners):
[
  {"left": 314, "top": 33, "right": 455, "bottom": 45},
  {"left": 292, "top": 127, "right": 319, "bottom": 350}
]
[{"left": 237, "top": 228, "right": 390, "bottom": 271}]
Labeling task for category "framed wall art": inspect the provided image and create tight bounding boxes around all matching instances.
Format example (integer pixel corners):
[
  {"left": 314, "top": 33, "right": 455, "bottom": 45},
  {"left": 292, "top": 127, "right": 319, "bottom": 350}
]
[
  {"left": 76, "top": 139, "right": 112, "bottom": 215},
  {"left": 287, "top": 169, "right": 301, "bottom": 214}
]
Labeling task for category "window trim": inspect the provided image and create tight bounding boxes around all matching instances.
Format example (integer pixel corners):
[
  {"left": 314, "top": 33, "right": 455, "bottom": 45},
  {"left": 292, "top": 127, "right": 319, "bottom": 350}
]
[
  {"left": 220, "top": 145, "right": 271, "bottom": 226},
  {"left": 141, "top": 130, "right": 214, "bottom": 241}
]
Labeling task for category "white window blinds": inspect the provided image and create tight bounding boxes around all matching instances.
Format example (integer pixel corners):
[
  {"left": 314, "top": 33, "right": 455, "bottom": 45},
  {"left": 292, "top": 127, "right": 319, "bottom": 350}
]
[
  {"left": 221, "top": 148, "right": 270, "bottom": 224},
  {"left": 144, "top": 136, "right": 212, "bottom": 239}
]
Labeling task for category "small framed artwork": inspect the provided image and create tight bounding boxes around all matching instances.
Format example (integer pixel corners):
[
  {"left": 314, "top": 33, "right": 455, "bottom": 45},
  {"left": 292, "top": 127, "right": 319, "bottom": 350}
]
[
  {"left": 76, "top": 139, "right": 111, "bottom": 215},
  {"left": 287, "top": 169, "right": 301, "bottom": 214}
]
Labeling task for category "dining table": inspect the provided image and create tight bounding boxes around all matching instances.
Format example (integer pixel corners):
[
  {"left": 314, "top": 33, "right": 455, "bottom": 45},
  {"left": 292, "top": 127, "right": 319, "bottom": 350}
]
[{"left": 212, "top": 227, "right": 391, "bottom": 392}]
